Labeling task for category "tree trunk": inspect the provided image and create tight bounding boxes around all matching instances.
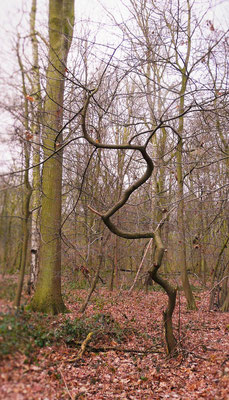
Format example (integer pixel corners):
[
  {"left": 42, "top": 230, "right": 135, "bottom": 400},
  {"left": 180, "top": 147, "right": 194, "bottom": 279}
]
[
  {"left": 14, "top": 188, "right": 31, "bottom": 307},
  {"left": 28, "top": 0, "right": 41, "bottom": 293},
  {"left": 176, "top": 76, "right": 196, "bottom": 310},
  {"left": 80, "top": 242, "right": 103, "bottom": 313},
  {"left": 30, "top": 0, "right": 74, "bottom": 314},
  {"left": 221, "top": 287, "right": 229, "bottom": 312},
  {"left": 109, "top": 260, "right": 115, "bottom": 292},
  {"left": 177, "top": 189, "right": 196, "bottom": 310},
  {"left": 209, "top": 234, "right": 229, "bottom": 311},
  {"left": 149, "top": 232, "right": 177, "bottom": 354},
  {"left": 14, "top": 39, "right": 32, "bottom": 307}
]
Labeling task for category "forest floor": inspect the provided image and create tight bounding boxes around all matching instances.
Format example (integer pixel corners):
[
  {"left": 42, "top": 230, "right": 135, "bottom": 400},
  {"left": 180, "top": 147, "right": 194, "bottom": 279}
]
[{"left": 0, "top": 277, "right": 229, "bottom": 399}]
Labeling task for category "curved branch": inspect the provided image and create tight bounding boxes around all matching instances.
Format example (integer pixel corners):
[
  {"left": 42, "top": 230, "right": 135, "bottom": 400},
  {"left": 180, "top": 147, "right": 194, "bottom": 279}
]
[
  {"left": 103, "top": 147, "right": 153, "bottom": 218},
  {"left": 82, "top": 89, "right": 157, "bottom": 239}
]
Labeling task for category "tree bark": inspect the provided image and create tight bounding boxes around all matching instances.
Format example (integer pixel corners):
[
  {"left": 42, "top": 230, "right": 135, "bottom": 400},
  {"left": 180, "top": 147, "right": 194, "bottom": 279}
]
[
  {"left": 176, "top": 77, "right": 196, "bottom": 310},
  {"left": 30, "top": 0, "right": 74, "bottom": 314},
  {"left": 14, "top": 188, "right": 31, "bottom": 307},
  {"left": 80, "top": 244, "right": 103, "bottom": 313},
  {"left": 28, "top": 0, "right": 41, "bottom": 293},
  {"left": 148, "top": 232, "right": 177, "bottom": 354},
  {"left": 14, "top": 40, "right": 32, "bottom": 307}
]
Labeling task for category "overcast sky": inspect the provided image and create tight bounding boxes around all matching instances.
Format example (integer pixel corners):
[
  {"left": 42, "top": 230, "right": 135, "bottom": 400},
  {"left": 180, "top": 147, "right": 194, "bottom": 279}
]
[{"left": 0, "top": 0, "right": 122, "bottom": 172}]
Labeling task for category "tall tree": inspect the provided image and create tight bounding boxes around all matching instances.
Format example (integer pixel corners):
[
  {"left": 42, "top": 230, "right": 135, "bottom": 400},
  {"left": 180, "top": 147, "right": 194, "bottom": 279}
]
[
  {"left": 172, "top": 0, "right": 196, "bottom": 309},
  {"left": 14, "top": 41, "right": 32, "bottom": 307},
  {"left": 31, "top": 0, "right": 75, "bottom": 314},
  {"left": 28, "top": 0, "right": 42, "bottom": 292}
]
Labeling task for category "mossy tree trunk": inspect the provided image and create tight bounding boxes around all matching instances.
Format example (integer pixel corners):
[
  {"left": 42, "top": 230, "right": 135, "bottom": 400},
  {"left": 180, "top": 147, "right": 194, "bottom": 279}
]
[
  {"left": 14, "top": 187, "right": 31, "bottom": 307},
  {"left": 173, "top": 1, "right": 196, "bottom": 310},
  {"left": 0, "top": 191, "right": 11, "bottom": 275},
  {"left": 14, "top": 41, "right": 32, "bottom": 307},
  {"left": 30, "top": 0, "right": 75, "bottom": 314}
]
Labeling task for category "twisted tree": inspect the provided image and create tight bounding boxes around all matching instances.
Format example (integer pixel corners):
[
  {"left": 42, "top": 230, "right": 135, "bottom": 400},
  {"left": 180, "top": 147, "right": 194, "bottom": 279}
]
[{"left": 82, "top": 87, "right": 177, "bottom": 354}]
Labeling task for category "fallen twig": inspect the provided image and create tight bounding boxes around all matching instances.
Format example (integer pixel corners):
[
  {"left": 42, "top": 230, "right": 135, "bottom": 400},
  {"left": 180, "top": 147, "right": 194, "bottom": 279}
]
[
  {"left": 76, "top": 332, "right": 94, "bottom": 360},
  {"left": 87, "top": 346, "right": 163, "bottom": 354},
  {"left": 68, "top": 345, "right": 163, "bottom": 362}
]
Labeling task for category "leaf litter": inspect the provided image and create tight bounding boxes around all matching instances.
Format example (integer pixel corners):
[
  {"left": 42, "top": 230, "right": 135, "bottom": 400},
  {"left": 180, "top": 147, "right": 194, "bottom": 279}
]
[{"left": 0, "top": 289, "right": 228, "bottom": 399}]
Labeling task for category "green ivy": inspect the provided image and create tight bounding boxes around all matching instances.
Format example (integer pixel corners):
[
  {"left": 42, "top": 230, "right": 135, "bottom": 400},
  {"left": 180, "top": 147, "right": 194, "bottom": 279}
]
[{"left": 0, "top": 310, "right": 53, "bottom": 359}]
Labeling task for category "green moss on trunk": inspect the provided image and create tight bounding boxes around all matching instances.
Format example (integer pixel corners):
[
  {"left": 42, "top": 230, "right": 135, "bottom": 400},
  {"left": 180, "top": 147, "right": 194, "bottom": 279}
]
[{"left": 30, "top": 0, "right": 75, "bottom": 314}]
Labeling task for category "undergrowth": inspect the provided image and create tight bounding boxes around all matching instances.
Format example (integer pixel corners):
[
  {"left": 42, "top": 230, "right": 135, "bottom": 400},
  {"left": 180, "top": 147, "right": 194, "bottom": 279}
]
[
  {"left": 0, "top": 309, "right": 53, "bottom": 359},
  {"left": 0, "top": 309, "right": 134, "bottom": 361},
  {"left": 55, "top": 312, "right": 133, "bottom": 345}
]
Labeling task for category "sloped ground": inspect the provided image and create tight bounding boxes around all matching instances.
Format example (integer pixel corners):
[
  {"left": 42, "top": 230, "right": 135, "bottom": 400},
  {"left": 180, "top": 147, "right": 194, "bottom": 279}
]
[{"left": 0, "top": 287, "right": 228, "bottom": 400}]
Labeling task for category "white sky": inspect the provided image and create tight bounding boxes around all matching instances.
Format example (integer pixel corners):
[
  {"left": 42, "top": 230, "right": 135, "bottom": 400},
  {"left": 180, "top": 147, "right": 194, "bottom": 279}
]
[{"left": 0, "top": 0, "right": 228, "bottom": 172}]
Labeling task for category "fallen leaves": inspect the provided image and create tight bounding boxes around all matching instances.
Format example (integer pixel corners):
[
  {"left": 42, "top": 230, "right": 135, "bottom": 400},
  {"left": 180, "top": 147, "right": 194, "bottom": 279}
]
[{"left": 0, "top": 288, "right": 229, "bottom": 399}]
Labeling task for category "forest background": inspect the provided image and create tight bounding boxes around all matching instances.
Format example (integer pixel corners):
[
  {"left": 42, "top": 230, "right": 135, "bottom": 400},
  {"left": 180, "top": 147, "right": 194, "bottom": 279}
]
[{"left": 0, "top": 0, "right": 229, "bottom": 399}]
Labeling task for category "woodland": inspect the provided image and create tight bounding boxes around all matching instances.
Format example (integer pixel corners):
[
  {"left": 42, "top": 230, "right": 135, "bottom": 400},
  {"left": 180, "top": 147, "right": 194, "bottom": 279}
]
[{"left": 0, "top": 0, "right": 228, "bottom": 399}]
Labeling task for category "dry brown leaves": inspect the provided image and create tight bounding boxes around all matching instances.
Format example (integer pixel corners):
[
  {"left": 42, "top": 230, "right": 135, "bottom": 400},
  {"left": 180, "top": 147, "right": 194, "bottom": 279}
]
[{"left": 0, "top": 289, "right": 228, "bottom": 400}]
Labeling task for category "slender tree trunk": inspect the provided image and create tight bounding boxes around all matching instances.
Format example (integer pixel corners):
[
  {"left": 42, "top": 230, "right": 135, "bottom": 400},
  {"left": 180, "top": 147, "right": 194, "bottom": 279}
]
[
  {"left": 28, "top": 0, "right": 41, "bottom": 293},
  {"left": 129, "top": 238, "right": 152, "bottom": 293},
  {"left": 199, "top": 193, "right": 207, "bottom": 284},
  {"left": 109, "top": 260, "right": 115, "bottom": 292},
  {"left": 80, "top": 242, "right": 103, "bottom": 313},
  {"left": 176, "top": 74, "right": 196, "bottom": 310},
  {"left": 1, "top": 192, "right": 11, "bottom": 275},
  {"left": 221, "top": 285, "right": 229, "bottom": 312},
  {"left": 176, "top": 185, "right": 196, "bottom": 309},
  {"left": 114, "top": 235, "right": 119, "bottom": 287},
  {"left": 14, "top": 189, "right": 31, "bottom": 307},
  {"left": 14, "top": 40, "right": 32, "bottom": 307}
]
